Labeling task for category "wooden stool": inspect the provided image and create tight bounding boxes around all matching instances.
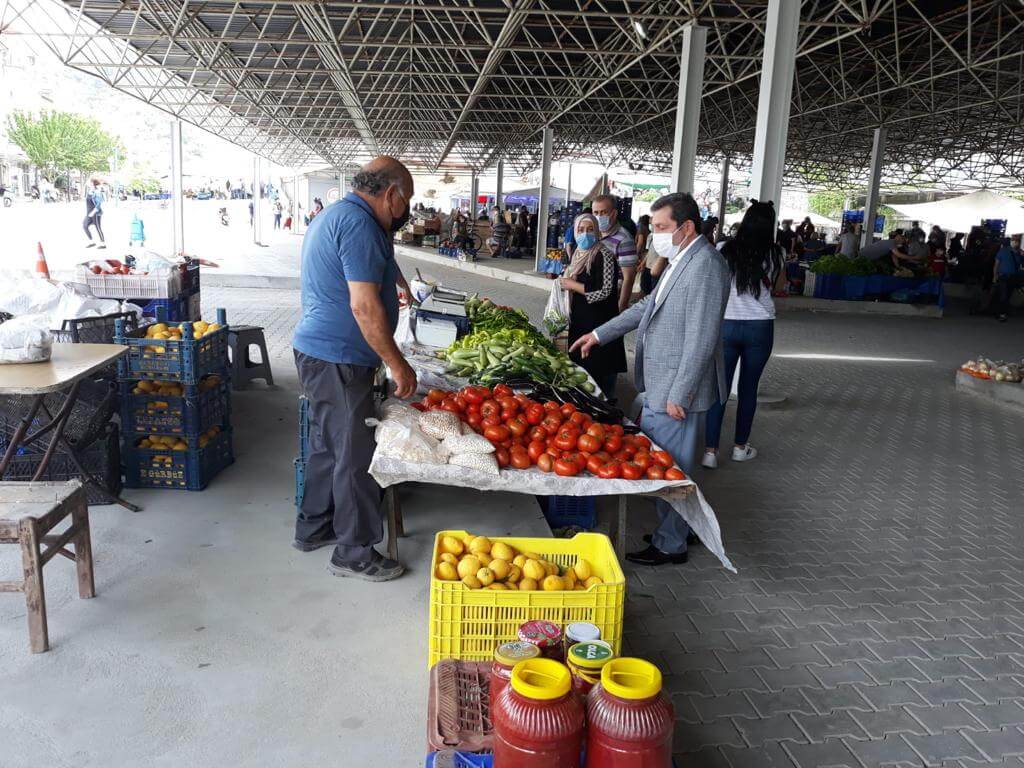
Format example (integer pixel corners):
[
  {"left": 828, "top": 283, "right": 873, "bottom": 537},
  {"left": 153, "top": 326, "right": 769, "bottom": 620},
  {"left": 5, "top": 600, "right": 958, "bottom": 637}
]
[
  {"left": 0, "top": 480, "right": 95, "bottom": 653},
  {"left": 227, "top": 325, "right": 274, "bottom": 389}
]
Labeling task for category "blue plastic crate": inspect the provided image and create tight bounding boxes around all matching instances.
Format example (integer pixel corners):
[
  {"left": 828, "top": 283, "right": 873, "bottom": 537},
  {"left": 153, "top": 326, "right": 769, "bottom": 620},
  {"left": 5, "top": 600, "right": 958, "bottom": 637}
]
[
  {"left": 115, "top": 308, "right": 229, "bottom": 384},
  {"left": 124, "top": 427, "right": 234, "bottom": 490},
  {"left": 425, "top": 753, "right": 493, "bottom": 768},
  {"left": 298, "top": 396, "right": 309, "bottom": 460},
  {"left": 121, "top": 374, "right": 230, "bottom": 437},
  {"left": 133, "top": 296, "right": 192, "bottom": 321},
  {"left": 294, "top": 457, "right": 306, "bottom": 508},
  {"left": 543, "top": 495, "right": 597, "bottom": 530}
]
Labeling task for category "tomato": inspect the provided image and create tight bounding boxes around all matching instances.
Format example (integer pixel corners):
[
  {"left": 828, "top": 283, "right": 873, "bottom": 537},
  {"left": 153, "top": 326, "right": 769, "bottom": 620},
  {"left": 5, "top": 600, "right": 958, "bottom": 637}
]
[
  {"left": 612, "top": 449, "right": 632, "bottom": 462},
  {"left": 621, "top": 462, "right": 644, "bottom": 480},
  {"left": 586, "top": 454, "right": 605, "bottom": 474},
  {"left": 461, "top": 387, "right": 485, "bottom": 404},
  {"left": 467, "top": 412, "right": 483, "bottom": 430},
  {"left": 561, "top": 451, "right": 587, "bottom": 472},
  {"left": 455, "top": 393, "right": 468, "bottom": 411},
  {"left": 559, "top": 402, "right": 577, "bottom": 418},
  {"left": 506, "top": 417, "right": 529, "bottom": 437},
  {"left": 527, "top": 426, "right": 547, "bottom": 442},
  {"left": 494, "top": 447, "right": 511, "bottom": 468},
  {"left": 591, "top": 451, "right": 611, "bottom": 464},
  {"left": 569, "top": 411, "right": 588, "bottom": 427},
  {"left": 510, "top": 448, "right": 531, "bottom": 470},
  {"left": 440, "top": 401, "right": 461, "bottom": 414},
  {"left": 525, "top": 404, "right": 545, "bottom": 426},
  {"left": 577, "top": 433, "right": 602, "bottom": 454},
  {"left": 483, "top": 424, "right": 511, "bottom": 443},
  {"left": 541, "top": 414, "right": 563, "bottom": 435},
  {"left": 554, "top": 428, "right": 580, "bottom": 452},
  {"left": 632, "top": 451, "right": 651, "bottom": 470},
  {"left": 634, "top": 435, "right": 652, "bottom": 451},
  {"left": 501, "top": 409, "right": 517, "bottom": 422},
  {"left": 410, "top": 401, "right": 426, "bottom": 412},
  {"left": 493, "top": 384, "right": 514, "bottom": 399},
  {"left": 622, "top": 444, "right": 637, "bottom": 458},
  {"left": 597, "top": 461, "right": 622, "bottom": 479},
  {"left": 651, "top": 450, "right": 674, "bottom": 468},
  {"left": 665, "top": 467, "right": 686, "bottom": 481},
  {"left": 543, "top": 400, "right": 561, "bottom": 412},
  {"left": 608, "top": 424, "right": 624, "bottom": 436},
  {"left": 537, "top": 453, "right": 554, "bottom": 473},
  {"left": 646, "top": 465, "right": 665, "bottom": 480},
  {"left": 480, "top": 400, "right": 501, "bottom": 419},
  {"left": 482, "top": 415, "right": 502, "bottom": 428},
  {"left": 527, "top": 440, "right": 547, "bottom": 462},
  {"left": 427, "top": 389, "right": 446, "bottom": 404},
  {"left": 498, "top": 396, "right": 519, "bottom": 413},
  {"left": 465, "top": 402, "right": 481, "bottom": 416},
  {"left": 553, "top": 458, "right": 580, "bottom": 477},
  {"left": 603, "top": 434, "right": 623, "bottom": 453},
  {"left": 586, "top": 423, "right": 607, "bottom": 442}
]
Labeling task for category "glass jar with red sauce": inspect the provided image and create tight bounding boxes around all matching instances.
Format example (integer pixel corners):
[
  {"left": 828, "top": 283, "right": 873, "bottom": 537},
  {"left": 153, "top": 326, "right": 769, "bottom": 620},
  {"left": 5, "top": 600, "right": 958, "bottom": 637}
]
[
  {"left": 493, "top": 658, "right": 584, "bottom": 768},
  {"left": 491, "top": 640, "right": 541, "bottom": 702},
  {"left": 584, "top": 658, "right": 674, "bottom": 767}
]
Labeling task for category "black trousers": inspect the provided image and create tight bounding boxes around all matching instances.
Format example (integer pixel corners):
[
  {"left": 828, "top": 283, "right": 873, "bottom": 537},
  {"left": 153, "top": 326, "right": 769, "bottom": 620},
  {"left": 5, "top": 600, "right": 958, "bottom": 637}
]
[
  {"left": 993, "top": 273, "right": 1024, "bottom": 316},
  {"left": 294, "top": 351, "right": 381, "bottom": 560},
  {"left": 83, "top": 213, "right": 104, "bottom": 242}
]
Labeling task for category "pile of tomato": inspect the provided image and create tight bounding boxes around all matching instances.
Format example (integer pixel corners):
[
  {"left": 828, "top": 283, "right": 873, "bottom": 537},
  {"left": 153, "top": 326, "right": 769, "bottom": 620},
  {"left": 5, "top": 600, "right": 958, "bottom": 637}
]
[{"left": 411, "top": 384, "right": 687, "bottom": 481}]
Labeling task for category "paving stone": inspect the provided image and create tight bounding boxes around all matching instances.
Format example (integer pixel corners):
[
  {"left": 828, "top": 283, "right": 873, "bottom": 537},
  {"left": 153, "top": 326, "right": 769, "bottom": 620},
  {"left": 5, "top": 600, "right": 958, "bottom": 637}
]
[
  {"left": 784, "top": 739, "right": 859, "bottom": 767},
  {"left": 672, "top": 693, "right": 703, "bottom": 723},
  {"left": 843, "top": 734, "right": 923, "bottom": 767},
  {"left": 966, "top": 637, "right": 1024, "bottom": 657},
  {"left": 910, "top": 658, "right": 983, "bottom": 682},
  {"left": 678, "top": 630, "right": 737, "bottom": 652},
  {"left": 906, "top": 704, "right": 986, "bottom": 734},
  {"left": 674, "top": 719, "right": 747, "bottom": 752},
  {"left": 721, "top": 740, "right": 798, "bottom": 767},
  {"left": 850, "top": 708, "right": 930, "bottom": 739},
  {"left": 665, "top": 651, "right": 727, "bottom": 674},
  {"left": 672, "top": 745, "right": 734, "bottom": 768},
  {"left": 733, "top": 713, "right": 805, "bottom": 747},
  {"left": 855, "top": 682, "right": 929, "bottom": 710},
  {"left": 692, "top": 693, "right": 758, "bottom": 722},
  {"left": 769, "top": 645, "right": 830, "bottom": 669},
  {"left": 909, "top": 680, "right": 984, "bottom": 706},
  {"left": 820, "top": 642, "right": 878, "bottom": 665},
  {"left": 860, "top": 659, "right": 931, "bottom": 685},
  {"left": 905, "top": 732, "right": 987, "bottom": 765},
  {"left": 761, "top": 666, "right": 824, "bottom": 692},
  {"left": 803, "top": 685, "right": 875, "bottom": 715},
  {"left": 813, "top": 662, "right": 876, "bottom": 688},
  {"left": 962, "top": 678, "right": 1024, "bottom": 705},
  {"left": 748, "top": 689, "right": 819, "bottom": 717},
  {"left": 962, "top": 656, "right": 1024, "bottom": 679},
  {"left": 726, "top": 629, "right": 788, "bottom": 651},
  {"left": 715, "top": 648, "right": 778, "bottom": 671},
  {"left": 962, "top": 702, "right": 1024, "bottom": 729},
  {"left": 703, "top": 669, "right": 770, "bottom": 696},
  {"left": 795, "top": 711, "right": 870, "bottom": 743},
  {"left": 965, "top": 728, "right": 1024, "bottom": 760},
  {"left": 915, "top": 638, "right": 983, "bottom": 660},
  {"left": 865, "top": 640, "right": 932, "bottom": 661},
  {"left": 787, "top": 608, "right": 844, "bottom": 627},
  {"left": 664, "top": 671, "right": 716, "bottom": 697}
]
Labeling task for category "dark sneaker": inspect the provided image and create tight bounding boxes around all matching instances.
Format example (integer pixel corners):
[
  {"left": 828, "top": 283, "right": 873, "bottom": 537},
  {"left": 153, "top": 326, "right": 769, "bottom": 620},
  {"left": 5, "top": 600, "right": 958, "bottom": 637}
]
[
  {"left": 625, "top": 544, "right": 688, "bottom": 566},
  {"left": 328, "top": 548, "right": 404, "bottom": 582},
  {"left": 85, "top": 242, "right": 96, "bottom": 248},
  {"left": 292, "top": 530, "right": 338, "bottom": 552},
  {"left": 644, "top": 531, "right": 702, "bottom": 547}
]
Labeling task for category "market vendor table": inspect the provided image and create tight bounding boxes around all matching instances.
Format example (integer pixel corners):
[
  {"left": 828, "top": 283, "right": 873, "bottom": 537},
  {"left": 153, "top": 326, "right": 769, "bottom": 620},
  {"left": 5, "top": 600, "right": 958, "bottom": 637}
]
[{"left": 0, "top": 343, "right": 138, "bottom": 511}]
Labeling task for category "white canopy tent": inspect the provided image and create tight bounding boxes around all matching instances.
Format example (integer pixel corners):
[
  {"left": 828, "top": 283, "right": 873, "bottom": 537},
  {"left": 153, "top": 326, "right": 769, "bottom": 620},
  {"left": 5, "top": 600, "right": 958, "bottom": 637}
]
[
  {"left": 725, "top": 208, "right": 841, "bottom": 231},
  {"left": 886, "top": 190, "right": 1024, "bottom": 234}
]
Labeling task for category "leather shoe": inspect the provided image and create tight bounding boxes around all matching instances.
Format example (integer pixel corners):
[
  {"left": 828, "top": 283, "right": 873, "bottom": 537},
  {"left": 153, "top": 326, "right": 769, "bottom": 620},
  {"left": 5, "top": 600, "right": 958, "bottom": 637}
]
[
  {"left": 644, "top": 532, "right": 701, "bottom": 547},
  {"left": 625, "top": 545, "right": 688, "bottom": 566}
]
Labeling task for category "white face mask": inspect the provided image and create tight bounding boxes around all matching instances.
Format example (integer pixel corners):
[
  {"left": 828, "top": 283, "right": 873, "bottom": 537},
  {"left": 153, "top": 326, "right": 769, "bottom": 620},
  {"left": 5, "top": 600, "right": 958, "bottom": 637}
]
[{"left": 651, "top": 223, "right": 685, "bottom": 258}]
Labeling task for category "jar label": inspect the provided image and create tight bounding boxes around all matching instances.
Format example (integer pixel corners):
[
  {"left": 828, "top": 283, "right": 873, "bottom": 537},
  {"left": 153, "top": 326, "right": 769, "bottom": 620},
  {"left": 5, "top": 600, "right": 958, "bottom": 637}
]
[
  {"left": 569, "top": 642, "right": 614, "bottom": 664},
  {"left": 519, "top": 620, "right": 562, "bottom": 647}
]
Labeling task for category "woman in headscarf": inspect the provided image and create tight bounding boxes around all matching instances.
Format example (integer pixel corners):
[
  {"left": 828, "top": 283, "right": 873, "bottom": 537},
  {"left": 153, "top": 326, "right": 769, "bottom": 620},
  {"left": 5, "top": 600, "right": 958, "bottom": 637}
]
[{"left": 559, "top": 213, "right": 627, "bottom": 400}]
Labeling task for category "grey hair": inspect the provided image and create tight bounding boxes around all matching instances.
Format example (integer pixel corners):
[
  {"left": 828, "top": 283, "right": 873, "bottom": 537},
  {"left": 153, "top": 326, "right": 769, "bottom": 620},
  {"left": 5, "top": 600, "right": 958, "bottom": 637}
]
[{"left": 351, "top": 168, "right": 403, "bottom": 195}]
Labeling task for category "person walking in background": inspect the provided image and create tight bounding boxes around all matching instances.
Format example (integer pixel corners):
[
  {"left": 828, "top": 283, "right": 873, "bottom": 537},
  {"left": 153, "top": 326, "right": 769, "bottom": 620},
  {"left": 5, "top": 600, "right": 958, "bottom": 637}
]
[
  {"left": 592, "top": 194, "right": 638, "bottom": 312},
  {"left": 274, "top": 200, "right": 283, "bottom": 229},
  {"left": 703, "top": 201, "right": 785, "bottom": 469},
  {"left": 559, "top": 213, "right": 627, "bottom": 400},
  {"left": 838, "top": 223, "right": 860, "bottom": 258},
  {"left": 571, "top": 192, "right": 730, "bottom": 566},
  {"left": 777, "top": 219, "right": 795, "bottom": 257},
  {"left": 249, "top": 200, "right": 254, "bottom": 227},
  {"left": 291, "top": 156, "right": 418, "bottom": 582},
  {"left": 83, "top": 178, "right": 106, "bottom": 249},
  {"left": 992, "top": 237, "right": 1024, "bottom": 322}
]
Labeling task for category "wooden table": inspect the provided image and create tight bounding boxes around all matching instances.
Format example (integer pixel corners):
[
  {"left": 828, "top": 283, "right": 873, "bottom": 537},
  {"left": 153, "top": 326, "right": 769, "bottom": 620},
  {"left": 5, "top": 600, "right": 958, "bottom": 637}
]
[{"left": 0, "top": 344, "right": 137, "bottom": 510}]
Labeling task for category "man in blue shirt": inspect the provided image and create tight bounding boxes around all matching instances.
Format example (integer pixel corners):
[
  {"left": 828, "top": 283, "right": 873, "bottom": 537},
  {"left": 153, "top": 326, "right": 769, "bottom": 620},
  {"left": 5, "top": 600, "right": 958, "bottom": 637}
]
[
  {"left": 292, "top": 156, "right": 417, "bottom": 582},
  {"left": 992, "top": 236, "right": 1024, "bottom": 322}
]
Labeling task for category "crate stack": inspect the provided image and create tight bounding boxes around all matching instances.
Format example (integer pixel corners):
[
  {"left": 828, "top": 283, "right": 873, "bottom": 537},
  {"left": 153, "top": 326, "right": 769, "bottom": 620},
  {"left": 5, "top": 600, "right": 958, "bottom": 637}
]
[
  {"left": 115, "top": 307, "right": 234, "bottom": 491},
  {"left": 555, "top": 201, "right": 583, "bottom": 247},
  {"left": 86, "top": 260, "right": 200, "bottom": 322}
]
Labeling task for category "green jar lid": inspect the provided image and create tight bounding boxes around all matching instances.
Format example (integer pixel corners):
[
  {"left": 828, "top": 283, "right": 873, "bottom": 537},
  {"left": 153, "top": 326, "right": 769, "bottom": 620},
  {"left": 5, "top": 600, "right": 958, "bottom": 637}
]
[{"left": 568, "top": 641, "right": 614, "bottom": 670}]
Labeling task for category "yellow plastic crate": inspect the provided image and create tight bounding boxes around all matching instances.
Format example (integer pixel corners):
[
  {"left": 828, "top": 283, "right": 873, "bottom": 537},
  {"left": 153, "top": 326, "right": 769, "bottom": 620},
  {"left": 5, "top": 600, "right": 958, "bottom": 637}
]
[{"left": 428, "top": 530, "right": 626, "bottom": 668}]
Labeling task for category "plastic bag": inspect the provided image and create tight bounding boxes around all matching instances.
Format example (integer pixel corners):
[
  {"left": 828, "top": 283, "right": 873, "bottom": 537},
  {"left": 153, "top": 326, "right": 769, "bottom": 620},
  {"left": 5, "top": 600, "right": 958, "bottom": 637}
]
[
  {"left": 443, "top": 433, "right": 495, "bottom": 455},
  {"left": 370, "top": 414, "right": 450, "bottom": 465},
  {"left": 448, "top": 452, "right": 499, "bottom": 475},
  {"left": 0, "top": 314, "right": 52, "bottom": 364},
  {"left": 543, "top": 281, "right": 569, "bottom": 337},
  {"left": 418, "top": 410, "right": 462, "bottom": 440}
]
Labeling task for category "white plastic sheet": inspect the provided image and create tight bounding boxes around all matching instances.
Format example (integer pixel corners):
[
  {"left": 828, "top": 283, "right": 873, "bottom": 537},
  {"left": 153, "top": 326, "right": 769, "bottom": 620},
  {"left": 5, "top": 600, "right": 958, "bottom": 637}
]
[
  {"left": 0, "top": 271, "right": 142, "bottom": 329},
  {"left": 0, "top": 314, "right": 52, "bottom": 364},
  {"left": 369, "top": 453, "right": 733, "bottom": 572}
]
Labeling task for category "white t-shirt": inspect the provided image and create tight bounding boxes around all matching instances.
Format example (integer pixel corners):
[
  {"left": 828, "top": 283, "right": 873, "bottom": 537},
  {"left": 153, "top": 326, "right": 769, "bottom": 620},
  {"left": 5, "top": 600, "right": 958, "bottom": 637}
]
[{"left": 717, "top": 242, "right": 776, "bottom": 320}]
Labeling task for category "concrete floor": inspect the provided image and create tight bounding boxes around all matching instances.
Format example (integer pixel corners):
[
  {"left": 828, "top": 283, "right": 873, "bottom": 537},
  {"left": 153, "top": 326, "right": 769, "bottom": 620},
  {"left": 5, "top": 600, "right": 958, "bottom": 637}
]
[{"left": 3, "top": 249, "right": 1024, "bottom": 767}]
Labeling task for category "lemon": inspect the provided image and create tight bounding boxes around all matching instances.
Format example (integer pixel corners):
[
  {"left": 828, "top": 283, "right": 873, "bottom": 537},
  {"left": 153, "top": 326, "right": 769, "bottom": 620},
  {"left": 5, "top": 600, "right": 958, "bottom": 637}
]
[
  {"left": 563, "top": 568, "right": 577, "bottom": 589},
  {"left": 506, "top": 564, "right": 522, "bottom": 584},
  {"left": 456, "top": 555, "right": 482, "bottom": 580},
  {"left": 518, "top": 578, "right": 538, "bottom": 592},
  {"left": 523, "top": 559, "right": 546, "bottom": 581},
  {"left": 491, "top": 542, "right": 515, "bottom": 561},
  {"left": 544, "top": 561, "right": 559, "bottom": 577},
  {"left": 487, "top": 583, "right": 506, "bottom": 590},
  {"left": 205, "top": 322, "right": 221, "bottom": 332},
  {"left": 476, "top": 551, "right": 492, "bottom": 567},
  {"left": 435, "top": 562, "right": 458, "bottom": 581},
  {"left": 461, "top": 575, "right": 483, "bottom": 589},
  {"left": 440, "top": 536, "right": 464, "bottom": 557},
  {"left": 505, "top": 581, "right": 518, "bottom": 590},
  {"left": 149, "top": 323, "right": 168, "bottom": 335},
  {"left": 523, "top": 551, "right": 541, "bottom": 561},
  {"left": 468, "top": 536, "right": 492, "bottom": 555},
  {"left": 172, "top": 441, "right": 188, "bottom": 451},
  {"left": 542, "top": 575, "right": 565, "bottom": 591},
  {"left": 576, "top": 585, "right": 587, "bottom": 591},
  {"left": 512, "top": 554, "right": 527, "bottom": 568},
  {"left": 489, "top": 558, "right": 510, "bottom": 581},
  {"left": 584, "top": 576, "right": 603, "bottom": 588},
  {"left": 439, "top": 552, "right": 459, "bottom": 566},
  {"left": 476, "top": 567, "right": 495, "bottom": 587},
  {"left": 574, "top": 558, "right": 593, "bottom": 581}
]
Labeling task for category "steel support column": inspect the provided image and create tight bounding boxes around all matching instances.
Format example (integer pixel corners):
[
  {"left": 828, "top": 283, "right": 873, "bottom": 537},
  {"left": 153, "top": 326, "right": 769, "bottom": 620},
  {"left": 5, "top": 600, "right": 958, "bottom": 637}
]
[
  {"left": 534, "top": 127, "right": 553, "bottom": 271},
  {"left": 565, "top": 163, "right": 573, "bottom": 207},
  {"left": 718, "top": 156, "right": 730, "bottom": 221},
  {"left": 749, "top": 0, "right": 800, "bottom": 210},
  {"left": 338, "top": 168, "right": 346, "bottom": 201},
  {"left": 170, "top": 120, "right": 184, "bottom": 256},
  {"left": 470, "top": 171, "right": 479, "bottom": 217},
  {"left": 495, "top": 158, "right": 504, "bottom": 213},
  {"left": 253, "top": 155, "right": 264, "bottom": 246},
  {"left": 670, "top": 24, "right": 708, "bottom": 194},
  {"left": 862, "top": 127, "right": 887, "bottom": 248}
]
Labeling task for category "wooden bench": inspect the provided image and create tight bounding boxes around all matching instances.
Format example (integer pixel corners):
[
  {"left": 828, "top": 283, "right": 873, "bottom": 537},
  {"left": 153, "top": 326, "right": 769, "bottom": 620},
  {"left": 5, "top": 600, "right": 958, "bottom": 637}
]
[{"left": 0, "top": 481, "right": 95, "bottom": 653}]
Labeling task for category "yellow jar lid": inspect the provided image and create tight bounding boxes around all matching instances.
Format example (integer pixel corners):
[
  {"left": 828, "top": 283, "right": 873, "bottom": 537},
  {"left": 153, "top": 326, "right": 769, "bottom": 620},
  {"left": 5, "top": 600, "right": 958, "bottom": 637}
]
[
  {"left": 494, "top": 641, "right": 541, "bottom": 667},
  {"left": 600, "top": 658, "right": 663, "bottom": 700},
  {"left": 568, "top": 642, "right": 614, "bottom": 670},
  {"left": 510, "top": 658, "right": 571, "bottom": 700}
]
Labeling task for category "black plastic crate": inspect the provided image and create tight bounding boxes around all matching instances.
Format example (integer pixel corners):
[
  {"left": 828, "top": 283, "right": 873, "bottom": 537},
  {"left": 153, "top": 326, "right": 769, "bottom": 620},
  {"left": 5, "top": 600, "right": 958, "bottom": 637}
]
[
  {"left": 123, "top": 427, "right": 233, "bottom": 491},
  {"left": 115, "top": 308, "right": 228, "bottom": 384},
  {"left": 52, "top": 311, "right": 139, "bottom": 343},
  {"left": 2, "top": 425, "right": 122, "bottom": 505},
  {"left": 121, "top": 374, "right": 230, "bottom": 437}
]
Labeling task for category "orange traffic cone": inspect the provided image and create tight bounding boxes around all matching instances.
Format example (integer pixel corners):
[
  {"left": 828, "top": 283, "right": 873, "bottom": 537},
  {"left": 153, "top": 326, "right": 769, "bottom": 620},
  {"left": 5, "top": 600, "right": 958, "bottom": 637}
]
[{"left": 35, "top": 242, "right": 50, "bottom": 278}]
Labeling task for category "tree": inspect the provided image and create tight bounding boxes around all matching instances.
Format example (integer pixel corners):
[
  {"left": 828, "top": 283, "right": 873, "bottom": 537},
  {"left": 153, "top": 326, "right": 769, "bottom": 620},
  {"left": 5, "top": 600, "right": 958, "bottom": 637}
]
[
  {"left": 808, "top": 190, "right": 850, "bottom": 221},
  {"left": 126, "top": 163, "right": 161, "bottom": 194},
  {"left": 6, "top": 109, "right": 121, "bottom": 182}
]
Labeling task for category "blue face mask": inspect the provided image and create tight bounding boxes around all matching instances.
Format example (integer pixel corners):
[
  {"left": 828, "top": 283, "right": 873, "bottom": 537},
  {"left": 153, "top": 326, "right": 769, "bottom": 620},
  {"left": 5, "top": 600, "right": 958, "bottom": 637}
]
[
  {"left": 596, "top": 214, "right": 611, "bottom": 231},
  {"left": 576, "top": 232, "right": 597, "bottom": 250}
]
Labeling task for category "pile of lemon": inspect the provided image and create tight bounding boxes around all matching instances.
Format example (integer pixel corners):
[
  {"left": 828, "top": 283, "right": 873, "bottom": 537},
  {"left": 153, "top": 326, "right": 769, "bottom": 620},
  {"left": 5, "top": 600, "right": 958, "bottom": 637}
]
[
  {"left": 131, "top": 379, "right": 185, "bottom": 398},
  {"left": 435, "top": 534, "right": 603, "bottom": 591},
  {"left": 136, "top": 424, "right": 221, "bottom": 452},
  {"left": 143, "top": 320, "right": 222, "bottom": 353}
]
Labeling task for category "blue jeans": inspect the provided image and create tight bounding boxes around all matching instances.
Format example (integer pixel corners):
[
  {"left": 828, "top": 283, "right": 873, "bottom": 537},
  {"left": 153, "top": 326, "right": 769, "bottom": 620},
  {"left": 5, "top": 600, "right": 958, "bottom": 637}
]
[
  {"left": 705, "top": 319, "right": 775, "bottom": 450},
  {"left": 641, "top": 403, "right": 704, "bottom": 554}
]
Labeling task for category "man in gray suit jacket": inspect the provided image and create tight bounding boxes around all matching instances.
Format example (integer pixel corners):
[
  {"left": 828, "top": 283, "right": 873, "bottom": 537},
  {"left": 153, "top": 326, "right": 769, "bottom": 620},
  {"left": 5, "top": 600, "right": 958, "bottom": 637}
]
[{"left": 572, "top": 192, "right": 730, "bottom": 566}]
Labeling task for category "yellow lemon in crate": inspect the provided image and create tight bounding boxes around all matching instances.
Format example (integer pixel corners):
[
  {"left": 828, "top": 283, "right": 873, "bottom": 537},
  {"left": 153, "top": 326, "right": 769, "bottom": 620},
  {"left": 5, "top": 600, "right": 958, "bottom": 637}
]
[
  {"left": 544, "top": 561, "right": 559, "bottom": 577},
  {"left": 491, "top": 542, "right": 515, "bottom": 561},
  {"left": 476, "top": 568, "right": 495, "bottom": 587},
  {"left": 504, "top": 581, "right": 518, "bottom": 590},
  {"left": 439, "top": 552, "right": 458, "bottom": 566},
  {"left": 488, "top": 558, "right": 510, "bottom": 581},
  {"left": 584, "top": 576, "right": 603, "bottom": 588},
  {"left": 563, "top": 568, "right": 577, "bottom": 589},
  {"left": 574, "top": 558, "right": 593, "bottom": 581},
  {"left": 487, "top": 583, "right": 506, "bottom": 591},
  {"left": 468, "top": 536, "right": 491, "bottom": 555},
  {"left": 440, "top": 536, "right": 464, "bottom": 557},
  {"left": 512, "top": 554, "right": 528, "bottom": 569},
  {"left": 456, "top": 555, "right": 481, "bottom": 580},
  {"left": 518, "top": 578, "right": 538, "bottom": 592},
  {"left": 542, "top": 575, "right": 566, "bottom": 591},
  {"left": 461, "top": 574, "right": 482, "bottom": 589},
  {"left": 522, "top": 559, "right": 546, "bottom": 581},
  {"left": 435, "top": 562, "right": 458, "bottom": 581},
  {"left": 506, "top": 564, "right": 522, "bottom": 584}
]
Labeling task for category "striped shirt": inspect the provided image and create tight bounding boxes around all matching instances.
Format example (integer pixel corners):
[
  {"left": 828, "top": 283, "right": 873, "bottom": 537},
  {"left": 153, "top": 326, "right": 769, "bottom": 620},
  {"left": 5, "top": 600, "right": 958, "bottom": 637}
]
[{"left": 600, "top": 224, "right": 638, "bottom": 269}]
